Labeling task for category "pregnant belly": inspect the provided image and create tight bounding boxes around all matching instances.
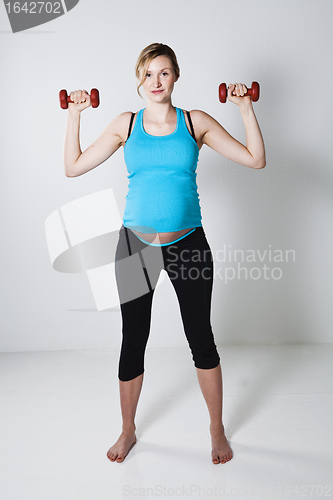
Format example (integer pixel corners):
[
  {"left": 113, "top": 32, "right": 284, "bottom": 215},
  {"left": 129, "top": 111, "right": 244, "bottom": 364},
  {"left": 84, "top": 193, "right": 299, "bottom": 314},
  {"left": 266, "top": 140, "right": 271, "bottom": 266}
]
[{"left": 130, "top": 227, "right": 194, "bottom": 244}]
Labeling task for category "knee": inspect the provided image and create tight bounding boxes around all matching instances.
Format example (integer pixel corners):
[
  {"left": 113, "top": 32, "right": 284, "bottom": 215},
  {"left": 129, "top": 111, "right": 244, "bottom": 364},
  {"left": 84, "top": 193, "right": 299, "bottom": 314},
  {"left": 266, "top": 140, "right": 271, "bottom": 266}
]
[
  {"left": 118, "top": 346, "right": 145, "bottom": 381},
  {"left": 193, "top": 344, "right": 220, "bottom": 370},
  {"left": 118, "top": 368, "right": 145, "bottom": 382}
]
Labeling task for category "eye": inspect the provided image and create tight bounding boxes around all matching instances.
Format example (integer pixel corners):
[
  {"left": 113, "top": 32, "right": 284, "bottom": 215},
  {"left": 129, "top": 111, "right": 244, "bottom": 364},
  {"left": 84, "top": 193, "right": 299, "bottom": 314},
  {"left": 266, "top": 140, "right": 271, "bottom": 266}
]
[
  {"left": 162, "top": 72, "right": 169, "bottom": 76},
  {"left": 146, "top": 73, "right": 151, "bottom": 78}
]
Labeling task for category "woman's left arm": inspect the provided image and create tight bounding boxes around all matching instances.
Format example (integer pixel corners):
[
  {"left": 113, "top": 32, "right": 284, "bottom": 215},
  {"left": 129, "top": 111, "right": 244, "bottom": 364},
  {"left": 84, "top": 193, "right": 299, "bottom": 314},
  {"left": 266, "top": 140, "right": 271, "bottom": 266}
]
[{"left": 194, "top": 83, "right": 266, "bottom": 169}]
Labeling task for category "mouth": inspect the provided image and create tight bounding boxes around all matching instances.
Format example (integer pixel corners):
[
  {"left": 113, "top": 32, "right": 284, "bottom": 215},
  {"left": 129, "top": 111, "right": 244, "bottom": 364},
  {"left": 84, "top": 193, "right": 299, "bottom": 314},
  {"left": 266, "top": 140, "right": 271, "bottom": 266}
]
[{"left": 152, "top": 90, "right": 163, "bottom": 94}]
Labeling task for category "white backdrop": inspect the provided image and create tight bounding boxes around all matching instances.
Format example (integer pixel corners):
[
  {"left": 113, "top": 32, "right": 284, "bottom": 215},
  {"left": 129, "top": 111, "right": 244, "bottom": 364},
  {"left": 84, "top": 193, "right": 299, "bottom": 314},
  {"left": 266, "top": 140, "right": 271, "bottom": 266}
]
[{"left": 1, "top": 0, "right": 332, "bottom": 352}]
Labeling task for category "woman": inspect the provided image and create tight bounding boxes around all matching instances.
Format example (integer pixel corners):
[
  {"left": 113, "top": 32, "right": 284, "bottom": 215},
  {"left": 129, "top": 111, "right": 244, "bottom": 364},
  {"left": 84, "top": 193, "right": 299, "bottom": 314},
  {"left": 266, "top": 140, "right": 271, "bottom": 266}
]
[{"left": 63, "top": 43, "right": 266, "bottom": 465}]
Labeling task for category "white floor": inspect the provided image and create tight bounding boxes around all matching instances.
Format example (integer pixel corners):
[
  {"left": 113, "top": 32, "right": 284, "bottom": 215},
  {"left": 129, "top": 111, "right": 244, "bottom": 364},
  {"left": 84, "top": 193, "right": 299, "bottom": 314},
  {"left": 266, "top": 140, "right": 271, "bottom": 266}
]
[{"left": 1, "top": 344, "right": 332, "bottom": 500}]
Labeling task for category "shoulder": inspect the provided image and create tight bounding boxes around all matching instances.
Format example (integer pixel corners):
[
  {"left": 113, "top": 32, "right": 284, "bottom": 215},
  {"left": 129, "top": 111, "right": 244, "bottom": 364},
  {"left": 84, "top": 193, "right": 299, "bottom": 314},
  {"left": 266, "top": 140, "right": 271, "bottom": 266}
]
[
  {"left": 115, "top": 111, "right": 138, "bottom": 126},
  {"left": 187, "top": 109, "right": 214, "bottom": 123},
  {"left": 184, "top": 109, "right": 218, "bottom": 136},
  {"left": 106, "top": 111, "right": 139, "bottom": 146},
  {"left": 105, "top": 111, "right": 135, "bottom": 129}
]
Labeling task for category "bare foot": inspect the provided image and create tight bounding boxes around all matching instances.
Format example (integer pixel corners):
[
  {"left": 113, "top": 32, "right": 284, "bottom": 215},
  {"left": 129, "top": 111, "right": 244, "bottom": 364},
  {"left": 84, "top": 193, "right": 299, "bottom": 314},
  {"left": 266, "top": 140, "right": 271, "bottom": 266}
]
[
  {"left": 210, "top": 425, "right": 233, "bottom": 464},
  {"left": 107, "top": 429, "right": 137, "bottom": 463}
]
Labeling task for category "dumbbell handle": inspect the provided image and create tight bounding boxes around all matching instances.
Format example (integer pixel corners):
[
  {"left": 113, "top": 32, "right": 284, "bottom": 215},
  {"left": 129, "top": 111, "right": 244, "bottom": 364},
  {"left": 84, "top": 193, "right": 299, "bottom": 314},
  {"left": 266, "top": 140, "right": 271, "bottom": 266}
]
[
  {"left": 219, "top": 81, "right": 260, "bottom": 103},
  {"left": 59, "top": 88, "right": 100, "bottom": 109},
  {"left": 66, "top": 93, "right": 89, "bottom": 103}
]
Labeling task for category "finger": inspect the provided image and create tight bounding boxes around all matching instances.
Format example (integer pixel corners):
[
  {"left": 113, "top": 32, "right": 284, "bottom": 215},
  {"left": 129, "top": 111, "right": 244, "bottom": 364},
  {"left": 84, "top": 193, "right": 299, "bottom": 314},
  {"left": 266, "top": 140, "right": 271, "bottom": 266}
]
[
  {"left": 232, "top": 83, "right": 241, "bottom": 96},
  {"left": 233, "top": 83, "right": 246, "bottom": 97},
  {"left": 240, "top": 84, "right": 247, "bottom": 96},
  {"left": 78, "top": 90, "right": 86, "bottom": 103},
  {"left": 78, "top": 90, "right": 85, "bottom": 103},
  {"left": 82, "top": 90, "right": 90, "bottom": 103},
  {"left": 227, "top": 83, "right": 235, "bottom": 98},
  {"left": 238, "top": 84, "right": 247, "bottom": 96},
  {"left": 79, "top": 90, "right": 88, "bottom": 102},
  {"left": 74, "top": 90, "right": 85, "bottom": 104}
]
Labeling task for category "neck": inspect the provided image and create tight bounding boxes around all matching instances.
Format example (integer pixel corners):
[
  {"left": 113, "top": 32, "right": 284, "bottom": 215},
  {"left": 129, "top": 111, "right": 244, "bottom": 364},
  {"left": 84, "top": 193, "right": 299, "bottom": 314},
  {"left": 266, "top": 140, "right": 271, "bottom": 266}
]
[{"left": 144, "top": 99, "right": 176, "bottom": 122}]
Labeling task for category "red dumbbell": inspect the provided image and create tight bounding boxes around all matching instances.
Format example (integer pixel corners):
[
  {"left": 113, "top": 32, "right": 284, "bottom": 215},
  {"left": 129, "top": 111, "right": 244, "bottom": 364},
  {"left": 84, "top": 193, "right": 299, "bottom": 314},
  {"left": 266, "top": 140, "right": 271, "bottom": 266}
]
[
  {"left": 219, "top": 81, "right": 260, "bottom": 103},
  {"left": 59, "top": 88, "right": 100, "bottom": 109}
]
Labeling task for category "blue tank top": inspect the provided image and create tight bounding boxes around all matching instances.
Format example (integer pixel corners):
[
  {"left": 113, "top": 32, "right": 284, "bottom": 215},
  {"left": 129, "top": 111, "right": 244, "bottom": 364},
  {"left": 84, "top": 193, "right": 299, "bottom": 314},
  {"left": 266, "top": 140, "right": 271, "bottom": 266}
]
[{"left": 123, "top": 107, "right": 203, "bottom": 234}]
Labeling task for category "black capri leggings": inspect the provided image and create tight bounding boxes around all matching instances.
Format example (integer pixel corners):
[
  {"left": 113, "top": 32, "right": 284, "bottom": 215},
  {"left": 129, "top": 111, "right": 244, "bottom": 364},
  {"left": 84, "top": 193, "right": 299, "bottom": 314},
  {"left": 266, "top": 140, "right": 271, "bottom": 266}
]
[{"left": 114, "top": 224, "right": 220, "bottom": 381}]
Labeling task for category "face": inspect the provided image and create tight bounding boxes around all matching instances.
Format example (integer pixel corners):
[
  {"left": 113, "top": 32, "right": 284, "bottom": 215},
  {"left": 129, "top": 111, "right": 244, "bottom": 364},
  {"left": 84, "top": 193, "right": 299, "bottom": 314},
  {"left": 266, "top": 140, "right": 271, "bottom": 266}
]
[{"left": 141, "top": 55, "right": 178, "bottom": 102}]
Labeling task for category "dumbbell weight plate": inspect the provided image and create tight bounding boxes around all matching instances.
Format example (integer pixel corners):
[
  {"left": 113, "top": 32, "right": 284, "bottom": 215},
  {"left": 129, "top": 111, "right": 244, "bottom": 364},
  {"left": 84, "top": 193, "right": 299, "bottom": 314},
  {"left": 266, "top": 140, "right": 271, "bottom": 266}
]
[
  {"left": 218, "top": 83, "right": 227, "bottom": 103},
  {"left": 90, "top": 88, "right": 100, "bottom": 108},
  {"left": 59, "top": 89, "right": 69, "bottom": 109},
  {"left": 250, "top": 81, "right": 260, "bottom": 102}
]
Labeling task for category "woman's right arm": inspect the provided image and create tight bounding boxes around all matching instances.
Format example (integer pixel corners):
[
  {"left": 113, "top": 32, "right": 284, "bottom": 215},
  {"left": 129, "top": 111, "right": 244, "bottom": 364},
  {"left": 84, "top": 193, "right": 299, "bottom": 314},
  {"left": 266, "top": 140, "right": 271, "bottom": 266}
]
[{"left": 64, "top": 89, "right": 130, "bottom": 177}]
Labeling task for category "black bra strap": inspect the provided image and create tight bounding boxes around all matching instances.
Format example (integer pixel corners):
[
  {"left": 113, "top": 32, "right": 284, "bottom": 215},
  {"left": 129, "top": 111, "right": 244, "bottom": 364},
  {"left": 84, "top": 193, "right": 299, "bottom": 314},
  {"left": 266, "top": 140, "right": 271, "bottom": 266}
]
[
  {"left": 128, "top": 110, "right": 196, "bottom": 142},
  {"left": 126, "top": 112, "right": 135, "bottom": 141},
  {"left": 186, "top": 110, "right": 196, "bottom": 143},
  {"left": 124, "top": 226, "right": 132, "bottom": 256}
]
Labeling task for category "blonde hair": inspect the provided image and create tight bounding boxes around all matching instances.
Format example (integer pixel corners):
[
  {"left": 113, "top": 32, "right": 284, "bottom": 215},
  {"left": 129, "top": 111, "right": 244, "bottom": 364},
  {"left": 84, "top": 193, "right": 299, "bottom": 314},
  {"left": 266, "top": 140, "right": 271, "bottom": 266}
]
[{"left": 135, "top": 43, "right": 180, "bottom": 98}]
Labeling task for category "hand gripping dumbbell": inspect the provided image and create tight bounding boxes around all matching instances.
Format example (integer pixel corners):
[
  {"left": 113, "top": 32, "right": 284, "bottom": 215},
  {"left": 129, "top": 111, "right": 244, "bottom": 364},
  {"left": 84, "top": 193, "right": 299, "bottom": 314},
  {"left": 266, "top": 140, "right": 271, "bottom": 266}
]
[
  {"left": 59, "top": 88, "right": 100, "bottom": 109},
  {"left": 219, "top": 81, "right": 260, "bottom": 103}
]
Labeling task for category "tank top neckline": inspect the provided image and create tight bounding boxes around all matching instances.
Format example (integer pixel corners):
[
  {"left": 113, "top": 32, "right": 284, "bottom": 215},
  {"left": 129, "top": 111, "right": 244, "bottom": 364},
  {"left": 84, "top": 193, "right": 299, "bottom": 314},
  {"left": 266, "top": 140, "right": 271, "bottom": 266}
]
[{"left": 140, "top": 107, "right": 180, "bottom": 138}]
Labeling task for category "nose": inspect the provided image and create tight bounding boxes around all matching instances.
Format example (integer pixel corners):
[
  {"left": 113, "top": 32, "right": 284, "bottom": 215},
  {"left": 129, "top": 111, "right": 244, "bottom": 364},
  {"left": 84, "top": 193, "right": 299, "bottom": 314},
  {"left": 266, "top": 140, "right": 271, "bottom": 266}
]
[{"left": 152, "top": 75, "right": 162, "bottom": 87}]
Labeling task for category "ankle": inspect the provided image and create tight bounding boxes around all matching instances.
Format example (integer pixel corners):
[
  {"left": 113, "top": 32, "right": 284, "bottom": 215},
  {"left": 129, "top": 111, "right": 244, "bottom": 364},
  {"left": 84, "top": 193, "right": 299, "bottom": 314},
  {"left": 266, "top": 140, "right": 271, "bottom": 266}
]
[
  {"left": 210, "top": 422, "right": 225, "bottom": 434},
  {"left": 122, "top": 423, "right": 136, "bottom": 434}
]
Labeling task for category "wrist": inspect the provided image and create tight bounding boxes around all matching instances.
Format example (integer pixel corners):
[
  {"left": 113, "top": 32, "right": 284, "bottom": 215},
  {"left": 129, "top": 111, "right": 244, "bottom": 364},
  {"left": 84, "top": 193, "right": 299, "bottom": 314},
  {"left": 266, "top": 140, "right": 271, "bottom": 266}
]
[
  {"left": 68, "top": 106, "right": 82, "bottom": 118},
  {"left": 239, "top": 101, "right": 254, "bottom": 115}
]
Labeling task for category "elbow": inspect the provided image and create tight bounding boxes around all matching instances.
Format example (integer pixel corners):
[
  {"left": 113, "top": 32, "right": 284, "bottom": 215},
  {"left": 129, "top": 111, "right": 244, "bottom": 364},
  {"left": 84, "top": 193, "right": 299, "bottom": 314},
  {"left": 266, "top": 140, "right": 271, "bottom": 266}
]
[
  {"left": 255, "top": 161, "right": 266, "bottom": 169},
  {"left": 64, "top": 163, "right": 77, "bottom": 177},
  {"left": 64, "top": 155, "right": 80, "bottom": 177},
  {"left": 64, "top": 168, "right": 76, "bottom": 178},
  {"left": 254, "top": 156, "right": 266, "bottom": 169}
]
